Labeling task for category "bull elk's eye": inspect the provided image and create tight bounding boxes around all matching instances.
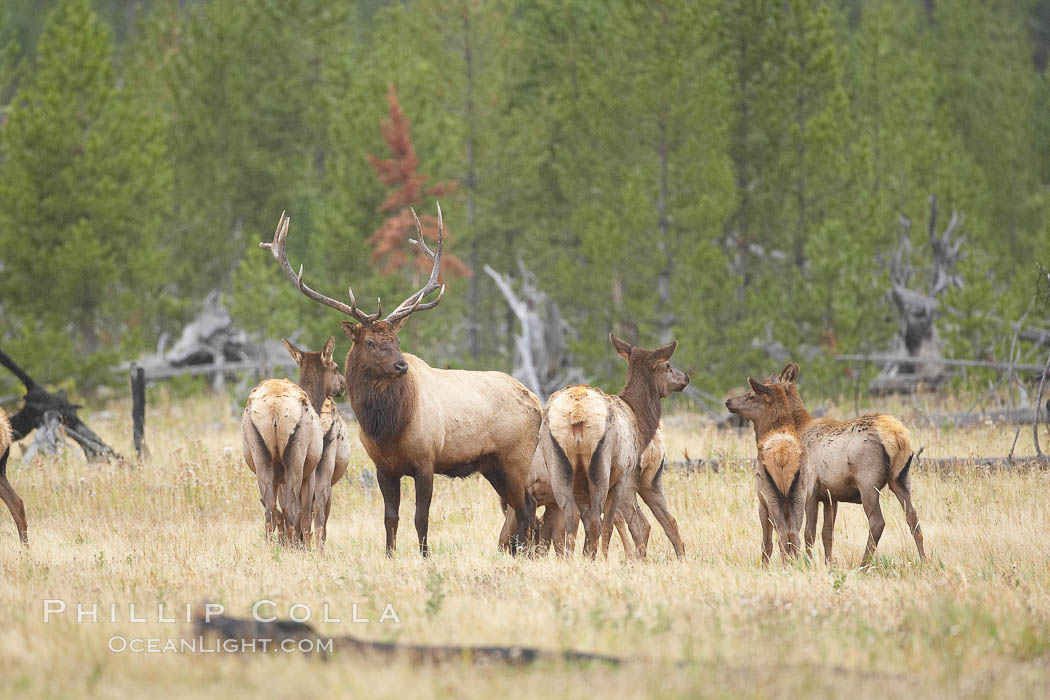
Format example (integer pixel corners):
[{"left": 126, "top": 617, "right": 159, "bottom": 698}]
[{"left": 365, "top": 340, "right": 374, "bottom": 348}]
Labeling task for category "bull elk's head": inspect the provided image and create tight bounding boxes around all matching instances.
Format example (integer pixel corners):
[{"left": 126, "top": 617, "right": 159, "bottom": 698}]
[{"left": 261, "top": 205, "right": 447, "bottom": 381}]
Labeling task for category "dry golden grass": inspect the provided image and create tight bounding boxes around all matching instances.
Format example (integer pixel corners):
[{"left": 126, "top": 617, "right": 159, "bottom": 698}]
[{"left": 1, "top": 390, "right": 1049, "bottom": 698}]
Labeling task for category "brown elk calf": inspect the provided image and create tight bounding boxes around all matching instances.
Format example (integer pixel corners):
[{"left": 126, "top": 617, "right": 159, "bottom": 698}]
[
  {"left": 241, "top": 337, "right": 346, "bottom": 545},
  {"left": 261, "top": 208, "right": 540, "bottom": 556},
  {"left": 725, "top": 379, "right": 812, "bottom": 564},
  {"left": 0, "top": 407, "right": 28, "bottom": 545},
  {"left": 775, "top": 362, "right": 925, "bottom": 565},
  {"left": 539, "top": 335, "right": 689, "bottom": 558},
  {"left": 503, "top": 425, "right": 685, "bottom": 559}
]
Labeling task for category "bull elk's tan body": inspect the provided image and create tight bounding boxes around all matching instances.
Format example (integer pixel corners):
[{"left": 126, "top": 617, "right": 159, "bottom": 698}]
[
  {"left": 0, "top": 407, "right": 28, "bottom": 545},
  {"left": 540, "top": 336, "right": 689, "bottom": 558},
  {"left": 261, "top": 206, "right": 539, "bottom": 556},
  {"left": 241, "top": 338, "right": 345, "bottom": 546}
]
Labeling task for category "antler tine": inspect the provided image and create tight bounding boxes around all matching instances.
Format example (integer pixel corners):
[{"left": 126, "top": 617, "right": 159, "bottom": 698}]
[
  {"left": 261, "top": 212, "right": 376, "bottom": 325},
  {"left": 384, "top": 203, "right": 446, "bottom": 324}
]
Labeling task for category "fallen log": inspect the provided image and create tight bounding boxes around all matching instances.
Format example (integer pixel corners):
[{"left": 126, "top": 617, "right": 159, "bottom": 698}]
[{"left": 194, "top": 611, "right": 622, "bottom": 666}]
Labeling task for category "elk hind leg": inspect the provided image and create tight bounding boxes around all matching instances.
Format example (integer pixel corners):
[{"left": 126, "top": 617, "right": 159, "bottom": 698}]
[
  {"left": 859, "top": 484, "right": 886, "bottom": 567},
  {"left": 638, "top": 481, "right": 684, "bottom": 558},
  {"left": 888, "top": 477, "right": 925, "bottom": 560}
]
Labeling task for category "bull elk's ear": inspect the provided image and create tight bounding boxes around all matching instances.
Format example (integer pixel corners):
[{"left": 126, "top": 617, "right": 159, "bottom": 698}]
[
  {"left": 748, "top": 376, "right": 773, "bottom": 398},
  {"left": 282, "top": 338, "right": 304, "bottom": 366},
  {"left": 653, "top": 340, "right": 678, "bottom": 362},
  {"left": 780, "top": 361, "right": 800, "bottom": 384},
  {"left": 609, "top": 333, "right": 632, "bottom": 361},
  {"left": 340, "top": 320, "right": 359, "bottom": 342},
  {"left": 322, "top": 336, "right": 336, "bottom": 361}
]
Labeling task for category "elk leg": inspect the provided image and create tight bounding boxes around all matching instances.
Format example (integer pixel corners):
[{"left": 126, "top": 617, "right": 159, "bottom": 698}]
[
  {"left": 637, "top": 483, "right": 684, "bottom": 558},
  {"left": 314, "top": 485, "right": 332, "bottom": 554},
  {"left": 561, "top": 504, "right": 579, "bottom": 555},
  {"left": 599, "top": 479, "right": 624, "bottom": 560},
  {"left": 611, "top": 510, "right": 630, "bottom": 559},
  {"left": 804, "top": 491, "right": 820, "bottom": 555},
  {"left": 0, "top": 473, "right": 28, "bottom": 546},
  {"left": 498, "top": 504, "right": 516, "bottom": 553},
  {"left": 542, "top": 505, "right": 565, "bottom": 555},
  {"left": 758, "top": 498, "right": 773, "bottom": 566},
  {"left": 377, "top": 469, "right": 401, "bottom": 556},
  {"left": 625, "top": 501, "right": 651, "bottom": 559},
  {"left": 821, "top": 497, "right": 837, "bottom": 565},
  {"left": 859, "top": 484, "right": 885, "bottom": 567},
  {"left": 413, "top": 470, "right": 434, "bottom": 557},
  {"left": 888, "top": 479, "right": 925, "bottom": 560}
]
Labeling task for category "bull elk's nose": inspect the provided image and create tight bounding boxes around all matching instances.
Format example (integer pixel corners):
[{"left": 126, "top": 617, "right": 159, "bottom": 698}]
[{"left": 394, "top": 360, "right": 408, "bottom": 375}]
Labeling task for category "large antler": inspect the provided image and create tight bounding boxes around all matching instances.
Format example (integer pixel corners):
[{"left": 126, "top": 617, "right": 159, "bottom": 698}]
[
  {"left": 382, "top": 203, "right": 446, "bottom": 325},
  {"left": 260, "top": 212, "right": 380, "bottom": 325}
]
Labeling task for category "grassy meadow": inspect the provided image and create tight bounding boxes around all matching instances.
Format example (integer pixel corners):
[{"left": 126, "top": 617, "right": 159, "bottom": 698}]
[{"left": 1, "top": 390, "right": 1049, "bottom": 698}]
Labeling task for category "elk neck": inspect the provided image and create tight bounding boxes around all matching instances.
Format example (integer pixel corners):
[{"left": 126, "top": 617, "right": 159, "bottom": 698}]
[
  {"left": 297, "top": 368, "right": 328, "bottom": 416},
  {"left": 785, "top": 385, "right": 814, "bottom": 433},
  {"left": 345, "top": 353, "right": 417, "bottom": 445},
  {"left": 619, "top": 368, "right": 662, "bottom": 450},
  {"left": 752, "top": 398, "right": 796, "bottom": 443}
]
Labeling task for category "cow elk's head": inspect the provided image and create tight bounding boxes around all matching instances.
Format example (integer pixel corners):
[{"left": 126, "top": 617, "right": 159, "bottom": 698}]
[
  {"left": 725, "top": 375, "right": 793, "bottom": 435},
  {"left": 610, "top": 334, "right": 690, "bottom": 397},
  {"left": 262, "top": 206, "right": 447, "bottom": 382},
  {"left": 283, "top": 336, "right": 346, "bottom": 405}
]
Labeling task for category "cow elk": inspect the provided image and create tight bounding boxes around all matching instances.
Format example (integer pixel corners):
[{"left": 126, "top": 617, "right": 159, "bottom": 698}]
[
  {"left": 538, "top": 335, "right": 689, "bottom": 558},
  {"left": 280, "top": 338, "right": 351, "bottom": 553},
  {"left": 504, "top": 425, "right": 685, "bottom": 559},
  {"left": 261, "top": 207, "right": 541, "bottom": 556},
  {"left": 725, "top": 377, "right": 813, "bottom": 564},
  {"left": 775, "top": 362, "right": 925, "bottom": 566},
  {"left": 0, "top": 407, "right": 28, "bottom": 545},
  {"left": 241, "top": 336, "right": 346, "bottom": 546}
]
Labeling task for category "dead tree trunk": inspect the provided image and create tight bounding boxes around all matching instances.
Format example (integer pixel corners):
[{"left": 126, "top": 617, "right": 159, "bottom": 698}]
[
  {"left": 0, "top": 347, "right": 120, "bottom": 462},
  {"left": 873, "top": 195, "right": 965, "bottom": 394},
  {"left": 483, "top": 259, "right": 584, "bottom": 403}
]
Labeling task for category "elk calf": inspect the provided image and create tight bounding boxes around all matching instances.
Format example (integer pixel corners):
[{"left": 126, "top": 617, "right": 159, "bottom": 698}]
[
  {"left": 0, "top": 408, "right": 28, "bottom": 545},
  {"left": 540, "top": 335, "right": 689, "bottom": 558},
  {"left": 241, "top": 337, "right": 345, "bottom": 545},
  {"left": 775, "top": 362, "right": 925, "bottom": 565},
  {"left": 726, "top": 378, "right": 813, "bottom": 564},
  {"left": 505, "top": 425, "right": 685, "bottom": 559}
]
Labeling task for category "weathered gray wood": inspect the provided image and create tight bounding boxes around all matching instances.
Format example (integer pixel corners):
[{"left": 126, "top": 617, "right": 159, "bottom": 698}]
[{"left": 836, "top": 354, "right": 1048, "bottom": 373}]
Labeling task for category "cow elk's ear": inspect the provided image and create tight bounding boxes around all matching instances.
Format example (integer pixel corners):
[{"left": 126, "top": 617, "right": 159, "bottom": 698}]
[
  {"left": 340, "top": 320, "right": 360, "bottom": 342},
  {"left": 653, "top": 340, "right": 678, "bottom": 362},
  {"left": 322, "top": 336, "right": 336, "bottom": 362},
  {"left": 749, "top": 376, "right": 773, "bottom": 398},
  {"left": 610, "top": 333, "right": 632, "bottom": 361},
  {"left": 780, "top": 361, "right": 800, "bottom": 384},
  {"left": 282, "top": 338, "right": 304, "bottom": 366}
]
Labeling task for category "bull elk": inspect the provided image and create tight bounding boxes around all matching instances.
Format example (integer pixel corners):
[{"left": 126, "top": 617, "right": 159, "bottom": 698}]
[
  {"left": 241, "top": 337, "right": 346, "bottom": 545},
  {"left": 261, "top": 206, "right": 540, "bottom": 556},
  {"left": 0, "top": 407, "right": 28, "bottom": 545},
  {"left": 725, "top": 377, "right": 813, "bottom": 564},
  {"left": 775, "top": 362, "right": 925, "bottom": 565},
  {"left": 538, "top": 335, "right": 689, "bottom": 558}
]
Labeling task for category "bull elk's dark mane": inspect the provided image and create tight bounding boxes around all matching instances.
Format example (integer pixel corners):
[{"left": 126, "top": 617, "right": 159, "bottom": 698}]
[{"left": 346, "top": 355, "right": 417, "bottom": 444}]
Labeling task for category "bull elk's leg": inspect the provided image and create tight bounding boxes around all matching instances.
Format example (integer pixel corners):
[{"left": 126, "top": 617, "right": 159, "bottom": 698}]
[
  {"left": 377, "top": 469, "right": 401, "bottom": 556},
  {"left": 412, "top": 470, "right": 434, "bottom": 557},
  {"left": 637, "top": 483, "right": 684, "bottom": 559},
  {"left": 0, "top": 472, "right": 28, "bottom": 546},
  {"left": 821, "top": 498, "right": 838, "bottom": 565},
  {"left": 758, "top": 498, "right": 773, "bottom": 566},
  {"left": 859, "top": 484, "right": 885, "bottom": 567},
  {"left": 888, "top": 479, "right": 925, "bottom": 560}
]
